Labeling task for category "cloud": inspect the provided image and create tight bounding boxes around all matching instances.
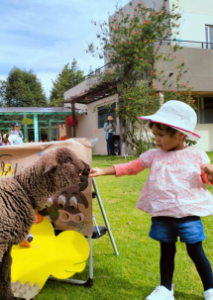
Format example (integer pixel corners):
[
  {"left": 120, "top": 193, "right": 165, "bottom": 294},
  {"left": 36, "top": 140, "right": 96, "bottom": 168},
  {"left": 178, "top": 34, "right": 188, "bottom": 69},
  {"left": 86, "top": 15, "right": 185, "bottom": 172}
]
[{"left": 0, "top": 0, "right": 129, "bottom": 98}]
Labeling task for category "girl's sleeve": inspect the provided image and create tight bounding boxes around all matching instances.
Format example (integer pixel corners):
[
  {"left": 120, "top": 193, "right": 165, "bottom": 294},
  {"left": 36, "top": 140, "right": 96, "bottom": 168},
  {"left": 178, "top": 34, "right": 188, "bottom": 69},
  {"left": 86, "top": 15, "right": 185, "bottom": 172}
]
[
  {"left": 114, "top": 150, "right": 153, "bottom": 177},
  {"left": 200, "top": 150, "right": 210, "bottom": 165}
]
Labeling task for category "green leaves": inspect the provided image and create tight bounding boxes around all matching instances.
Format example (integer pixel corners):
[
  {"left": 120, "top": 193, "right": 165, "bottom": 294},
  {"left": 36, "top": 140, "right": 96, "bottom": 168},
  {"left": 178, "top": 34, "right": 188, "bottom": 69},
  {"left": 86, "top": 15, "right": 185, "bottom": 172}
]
[
  {"left": 2, "top": 68, "right": 47, "bottom": 107},
  {"left": 49, "top": 59, "right": 84, "bottom": 107}
]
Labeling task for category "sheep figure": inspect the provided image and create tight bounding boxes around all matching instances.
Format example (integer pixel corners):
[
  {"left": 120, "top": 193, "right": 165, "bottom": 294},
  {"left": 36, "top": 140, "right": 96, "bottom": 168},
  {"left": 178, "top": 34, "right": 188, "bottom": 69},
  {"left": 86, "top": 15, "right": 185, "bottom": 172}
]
[{"left": 0, "top": 147, "right": 90, "bottom": 300}]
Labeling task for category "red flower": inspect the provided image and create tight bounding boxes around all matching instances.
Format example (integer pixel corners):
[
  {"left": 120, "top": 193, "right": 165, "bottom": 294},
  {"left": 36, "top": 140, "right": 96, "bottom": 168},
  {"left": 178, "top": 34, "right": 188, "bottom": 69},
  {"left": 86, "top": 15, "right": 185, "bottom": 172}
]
[
  {"left": 128, "top": 97, "right": 131, "bottom": 99},
  {"left": 174, "top": 55, "right": 177, "bottom": 58}
]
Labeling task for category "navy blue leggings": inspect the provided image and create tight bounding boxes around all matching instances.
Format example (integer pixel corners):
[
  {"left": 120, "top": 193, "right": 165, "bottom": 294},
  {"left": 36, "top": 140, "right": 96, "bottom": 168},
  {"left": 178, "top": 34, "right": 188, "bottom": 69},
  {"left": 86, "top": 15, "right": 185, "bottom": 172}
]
[{"left": 160, "top": 241, "right": 213, "bottom": 291}]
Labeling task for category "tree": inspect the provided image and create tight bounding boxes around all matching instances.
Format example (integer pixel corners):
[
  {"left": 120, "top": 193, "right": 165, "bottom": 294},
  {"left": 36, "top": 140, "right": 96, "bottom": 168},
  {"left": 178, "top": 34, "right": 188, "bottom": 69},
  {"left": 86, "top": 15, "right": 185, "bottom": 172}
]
[
  {"left": 87, "top": 0, "right": 195, "bottom": 153},
  {"left": 49, "top": 59, "right": 84, "bottom": 107},
  {"left": 2, "top": 68, "right": 47, "bottom": 107},
  {"left": 0, "top": 80, "right": 7, "bottom": 107}
]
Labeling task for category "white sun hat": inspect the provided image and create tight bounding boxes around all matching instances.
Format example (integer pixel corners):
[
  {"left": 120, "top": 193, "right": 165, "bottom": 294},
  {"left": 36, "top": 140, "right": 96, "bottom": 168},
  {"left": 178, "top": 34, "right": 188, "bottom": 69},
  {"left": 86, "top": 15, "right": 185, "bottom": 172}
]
[{"left": 138, "top": 100, "right": 200, "bottom": 141}]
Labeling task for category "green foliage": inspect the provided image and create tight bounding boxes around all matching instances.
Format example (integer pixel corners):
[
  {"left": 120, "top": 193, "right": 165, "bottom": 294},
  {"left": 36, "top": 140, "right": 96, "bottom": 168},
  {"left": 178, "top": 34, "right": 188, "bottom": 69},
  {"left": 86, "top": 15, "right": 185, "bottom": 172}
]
[
  {"left": 87, "top": 0, "right": 196, "bottom": 153},
  {"left": 1, "top": 68, "right": 47, "bottom": 107},
  {"left": 0, "top": 80, "right": 7, "bottom": 107},
  {"left": 49, "top": 59, "right": 84, "bottom": 107}
]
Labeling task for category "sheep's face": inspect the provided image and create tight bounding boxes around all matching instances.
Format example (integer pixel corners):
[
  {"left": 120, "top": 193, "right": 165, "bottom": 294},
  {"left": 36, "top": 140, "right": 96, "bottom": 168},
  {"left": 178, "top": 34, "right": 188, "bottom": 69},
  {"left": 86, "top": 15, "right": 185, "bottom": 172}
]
[{"left": 42, "top": 147, "right": 90, "bottom": 194}]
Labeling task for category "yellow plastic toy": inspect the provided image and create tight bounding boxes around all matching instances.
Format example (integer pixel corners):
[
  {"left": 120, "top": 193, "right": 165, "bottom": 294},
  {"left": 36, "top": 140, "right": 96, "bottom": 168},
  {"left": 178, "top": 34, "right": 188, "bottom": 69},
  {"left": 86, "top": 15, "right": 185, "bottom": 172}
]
[{"left": 11, "top": 214, "right": 90, "bottom": 299}]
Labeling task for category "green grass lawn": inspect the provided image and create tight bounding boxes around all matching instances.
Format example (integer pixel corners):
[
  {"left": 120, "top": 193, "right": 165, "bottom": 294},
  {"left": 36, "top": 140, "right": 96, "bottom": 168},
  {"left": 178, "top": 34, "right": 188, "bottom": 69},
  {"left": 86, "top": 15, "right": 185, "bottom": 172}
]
[{"left": 36, "top": 153, "right": 213, "bottom": 300}]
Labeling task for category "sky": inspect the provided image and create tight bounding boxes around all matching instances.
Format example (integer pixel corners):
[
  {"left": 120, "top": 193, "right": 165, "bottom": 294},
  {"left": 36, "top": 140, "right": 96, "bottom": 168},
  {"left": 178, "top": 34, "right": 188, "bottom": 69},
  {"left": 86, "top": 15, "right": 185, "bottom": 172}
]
[{"left": 0, "top": 0, "right": 129, "bottom": 99}]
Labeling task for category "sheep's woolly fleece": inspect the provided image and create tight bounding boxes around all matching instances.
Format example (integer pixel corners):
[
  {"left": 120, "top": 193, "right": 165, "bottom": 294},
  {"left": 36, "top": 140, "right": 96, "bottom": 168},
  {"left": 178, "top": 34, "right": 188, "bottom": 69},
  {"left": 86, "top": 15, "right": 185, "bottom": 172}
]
[{"left": 0, "top": 147, "right": 90, "bottom": 300}]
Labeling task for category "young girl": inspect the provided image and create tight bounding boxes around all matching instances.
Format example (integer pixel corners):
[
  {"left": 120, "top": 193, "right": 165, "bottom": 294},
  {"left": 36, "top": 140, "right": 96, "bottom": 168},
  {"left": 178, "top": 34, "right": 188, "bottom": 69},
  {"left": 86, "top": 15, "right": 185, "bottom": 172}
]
[{"left": 90, "top": 100, "right": 213, "bottom": 300}]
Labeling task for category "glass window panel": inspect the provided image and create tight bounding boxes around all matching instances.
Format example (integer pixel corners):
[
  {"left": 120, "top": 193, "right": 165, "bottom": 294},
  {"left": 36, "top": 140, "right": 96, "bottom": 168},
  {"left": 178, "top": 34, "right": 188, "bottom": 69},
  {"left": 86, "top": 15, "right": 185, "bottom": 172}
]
[
  {"left": 98, "top": 103, "right": 116, "bottom": 128},
  {"left": 205, "top": 26, "right": 209, "bottom": 49},
  {"left": 199, "top": 97, "right": 213, "bottom": 124},
  {"left": 209, "top": 26, "right": 213, "bottom": 49}
]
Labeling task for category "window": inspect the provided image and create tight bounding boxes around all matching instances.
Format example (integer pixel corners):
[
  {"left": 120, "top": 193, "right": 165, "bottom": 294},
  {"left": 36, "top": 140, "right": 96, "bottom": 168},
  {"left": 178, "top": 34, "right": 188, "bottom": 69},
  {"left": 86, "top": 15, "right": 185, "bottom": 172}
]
[
  {"left": 197, "top": 97, "right": 213, "bottom": 124},
  {"left": 205, "top": 25, "right": 213, "bottom": 49},
  {"left": 98, "top": 103, "right": 116, "bottom": 128}
]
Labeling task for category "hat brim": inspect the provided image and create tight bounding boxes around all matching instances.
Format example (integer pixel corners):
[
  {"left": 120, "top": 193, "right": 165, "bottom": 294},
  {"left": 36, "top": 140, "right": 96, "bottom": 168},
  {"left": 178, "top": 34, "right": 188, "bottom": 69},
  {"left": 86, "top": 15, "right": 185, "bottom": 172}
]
[{"left": 138, "top": 115, "right": 200, "bottom": 141}]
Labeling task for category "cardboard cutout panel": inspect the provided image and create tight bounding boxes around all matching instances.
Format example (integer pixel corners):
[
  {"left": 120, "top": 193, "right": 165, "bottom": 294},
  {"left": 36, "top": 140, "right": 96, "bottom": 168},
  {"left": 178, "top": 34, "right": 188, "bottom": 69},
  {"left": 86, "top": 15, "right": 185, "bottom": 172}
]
[
  {"left": 0, "top": 138, "right": 93, "bottom": 237},
  {"left": 11, "top": 216, "right": 90, "bottom": 299}
]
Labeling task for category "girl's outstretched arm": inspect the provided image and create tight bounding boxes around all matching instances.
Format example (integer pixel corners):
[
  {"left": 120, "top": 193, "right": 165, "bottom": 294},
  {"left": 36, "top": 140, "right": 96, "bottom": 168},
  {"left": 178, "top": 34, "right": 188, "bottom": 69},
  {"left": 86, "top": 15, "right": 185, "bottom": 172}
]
[
  {"left": 89, "top": 167, "right": 115, "bottom": 177},
  {"left": 89, "top": 158, "right": 145, "bottom": 178}
]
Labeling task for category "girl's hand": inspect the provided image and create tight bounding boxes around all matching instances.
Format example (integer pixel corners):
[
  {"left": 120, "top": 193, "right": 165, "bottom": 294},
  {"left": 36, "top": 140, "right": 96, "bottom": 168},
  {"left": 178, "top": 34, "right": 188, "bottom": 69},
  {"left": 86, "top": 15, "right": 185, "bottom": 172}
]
[
  {"left": 89, "top": 168, "right": 104, "bottom": 177},
  {"left": 201, "top": 164, "right": 213, "bottom": 182},
  {"left": 89, "top": 167, "right": 115, "bottom": 178}
]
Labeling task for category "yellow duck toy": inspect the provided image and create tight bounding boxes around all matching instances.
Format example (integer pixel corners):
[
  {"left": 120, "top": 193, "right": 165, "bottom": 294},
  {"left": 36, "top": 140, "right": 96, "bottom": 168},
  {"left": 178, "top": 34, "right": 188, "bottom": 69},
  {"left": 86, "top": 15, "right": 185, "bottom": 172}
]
[{"left": 11, "top": 213, "right": 90, "bottom": 300}]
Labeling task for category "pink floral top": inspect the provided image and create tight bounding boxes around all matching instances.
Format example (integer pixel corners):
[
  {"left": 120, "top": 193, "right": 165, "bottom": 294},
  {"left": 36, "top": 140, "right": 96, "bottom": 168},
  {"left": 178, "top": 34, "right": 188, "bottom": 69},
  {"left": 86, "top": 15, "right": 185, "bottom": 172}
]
[{"left": 114, "top": 147, "right": 213, "bottom": 218}]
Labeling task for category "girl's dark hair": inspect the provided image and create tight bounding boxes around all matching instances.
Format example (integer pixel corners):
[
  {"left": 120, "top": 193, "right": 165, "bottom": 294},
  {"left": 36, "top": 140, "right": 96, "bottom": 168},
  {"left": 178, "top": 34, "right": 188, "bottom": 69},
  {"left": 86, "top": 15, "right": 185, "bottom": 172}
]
[{"left": 149, "top": 122, "right": 178, "bottom": 137}]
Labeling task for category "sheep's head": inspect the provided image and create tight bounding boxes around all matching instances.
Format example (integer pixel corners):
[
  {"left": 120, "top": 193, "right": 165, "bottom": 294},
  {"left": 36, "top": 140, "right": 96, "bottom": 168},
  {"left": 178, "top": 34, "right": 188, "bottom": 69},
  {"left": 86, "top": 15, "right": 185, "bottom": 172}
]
[
  {"left": 16, "top": 147, "right": 90, "bottom": 211},
  {"left": 41, "top": 147, "right": 90, "bottom": 193}
]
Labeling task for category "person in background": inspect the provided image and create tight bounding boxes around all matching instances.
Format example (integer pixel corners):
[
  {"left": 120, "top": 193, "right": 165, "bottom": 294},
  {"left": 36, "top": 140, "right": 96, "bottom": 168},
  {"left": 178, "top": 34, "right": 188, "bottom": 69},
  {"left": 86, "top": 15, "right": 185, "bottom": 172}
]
[
  {"left": 0, "top": 133, "right": 2, "bottom": 146},
  {"left": 10, "top": 122, "right": 23, "bottom": 140},
  {"left": 104, "top": 116, "right": 116, "bottom": 155},
  {"left": 3, "top": 134, "right": 10, "bottom": 145},
  {"left": 3, "top": 133, "right": 23, "bottom": 145}
]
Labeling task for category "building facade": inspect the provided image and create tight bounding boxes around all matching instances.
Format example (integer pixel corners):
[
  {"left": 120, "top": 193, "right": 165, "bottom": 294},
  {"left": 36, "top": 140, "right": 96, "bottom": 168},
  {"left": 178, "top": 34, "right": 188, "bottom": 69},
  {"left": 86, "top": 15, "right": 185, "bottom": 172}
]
[{"left": 64, "top": 0, "right": 213, "bottom": 154}]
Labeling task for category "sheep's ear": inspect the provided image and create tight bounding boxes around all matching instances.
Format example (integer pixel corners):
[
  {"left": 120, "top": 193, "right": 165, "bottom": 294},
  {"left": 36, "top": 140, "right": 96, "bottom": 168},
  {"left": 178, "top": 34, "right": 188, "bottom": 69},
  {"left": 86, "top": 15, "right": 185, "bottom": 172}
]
[{"left": 43, "top": 163, "right": 57, "bottom": 174}]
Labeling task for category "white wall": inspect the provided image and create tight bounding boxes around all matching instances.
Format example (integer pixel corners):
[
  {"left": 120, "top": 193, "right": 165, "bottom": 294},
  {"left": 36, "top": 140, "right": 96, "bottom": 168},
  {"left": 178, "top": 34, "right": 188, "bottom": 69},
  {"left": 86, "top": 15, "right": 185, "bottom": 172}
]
[
  {"left": 170, "top": 0, "right": 213, "bottom": 43},
  {"left": 195, "top": 124, "right": 213, "bottom": 152}
]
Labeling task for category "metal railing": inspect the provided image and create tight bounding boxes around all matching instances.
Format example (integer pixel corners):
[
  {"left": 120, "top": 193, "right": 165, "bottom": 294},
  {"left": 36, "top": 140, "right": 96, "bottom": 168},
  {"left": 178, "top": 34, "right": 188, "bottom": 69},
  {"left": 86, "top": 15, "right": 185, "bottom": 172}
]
[
  {"left": 72, "top": 38, "right": 213, "bottom": 88},
  {"left": 73, "top": 64, "right": 110, "bottom": 87},
  {"left": 160, "top": 38, "right": 213, "bottom": 49}
]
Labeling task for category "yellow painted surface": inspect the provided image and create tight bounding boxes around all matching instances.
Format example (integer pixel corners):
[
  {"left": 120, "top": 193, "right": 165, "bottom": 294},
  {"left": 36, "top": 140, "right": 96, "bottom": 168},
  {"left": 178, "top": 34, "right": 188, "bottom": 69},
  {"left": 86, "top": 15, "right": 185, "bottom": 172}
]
[{"left": 11, "top": 216, "right": 90, "bottom": 292}]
